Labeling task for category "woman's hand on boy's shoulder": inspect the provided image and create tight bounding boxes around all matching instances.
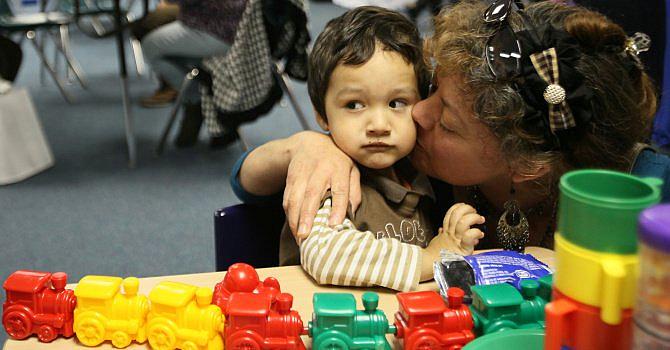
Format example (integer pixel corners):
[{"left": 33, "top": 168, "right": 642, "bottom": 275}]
[{"left": 284, "top": 131, "right": 362, "bottom": 239}]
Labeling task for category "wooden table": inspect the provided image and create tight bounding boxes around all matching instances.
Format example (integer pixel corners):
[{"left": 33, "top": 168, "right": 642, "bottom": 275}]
[{"left": 3, "top": 247, "right": 554, "bottom": 350}]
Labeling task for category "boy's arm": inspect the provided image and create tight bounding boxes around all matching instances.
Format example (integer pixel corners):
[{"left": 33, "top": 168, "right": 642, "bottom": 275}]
[{"left": 299, "top": 198, "right": 426, "bottom": 292}]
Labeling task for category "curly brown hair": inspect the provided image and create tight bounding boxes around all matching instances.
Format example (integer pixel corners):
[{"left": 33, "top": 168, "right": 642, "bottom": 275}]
[{"left": 427, "top": 1, "right": 657, "bottom": 183}]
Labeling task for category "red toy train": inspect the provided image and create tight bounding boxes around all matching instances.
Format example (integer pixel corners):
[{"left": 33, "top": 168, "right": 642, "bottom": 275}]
[
  {"left": 395, "top": 288, "right": 474, "bottom": 350},
  {"left": 226, "top": 292, "right": 306, "bottom": 350},
  {"left": 2, "top": 271, "right": 76, "bottom": 342}
]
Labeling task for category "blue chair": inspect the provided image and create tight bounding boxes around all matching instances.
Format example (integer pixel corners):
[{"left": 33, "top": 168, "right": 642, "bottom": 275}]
[{"left": 214, "top": 203, "right": 285, "bottom": 271}]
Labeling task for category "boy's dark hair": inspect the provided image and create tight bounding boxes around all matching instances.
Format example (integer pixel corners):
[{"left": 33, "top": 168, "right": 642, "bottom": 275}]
[{"left": 308, "top": 6, "right": 429, "bottom": 121}]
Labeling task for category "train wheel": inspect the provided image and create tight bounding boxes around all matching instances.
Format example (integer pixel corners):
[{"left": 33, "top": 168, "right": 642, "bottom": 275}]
[
  {"left": 182, "top": 340, "right": 198, "bottom": 350},
  {"left": 229, "top": 336, "right": 261, "bottom": 350},
  {"left": 37, "top": 325, "right": 57, "bottom": 342},
  {"left": 2, "top": 311, "right": 32, "bottom": 340},
  {"left": 147, "top": 324, "right": 177, "bottom": 350},
  {"left": 411, "top": 335, "right": 440, "bottom": 350},
  {"left": 112, "top": 331, "right": 132, "bottom": 348},
  {"left": 315, "top": 338, "right": 348, "bottom": 350},
  {"left": 75, "top": 317, "right": 105, "bottom": 346}
]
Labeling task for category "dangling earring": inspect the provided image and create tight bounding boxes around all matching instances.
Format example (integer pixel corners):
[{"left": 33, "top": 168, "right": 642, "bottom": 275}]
[{"left": 496, "top": 184, "right": 530, "bottom": 252}]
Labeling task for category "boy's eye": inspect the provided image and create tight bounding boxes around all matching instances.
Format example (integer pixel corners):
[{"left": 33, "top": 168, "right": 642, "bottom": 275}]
[
  {"left": 389, "top": 99, "right": 408, "bottom": 109},
  {"left": 346, "top": 101, "right": 364, "bottom": 110}
]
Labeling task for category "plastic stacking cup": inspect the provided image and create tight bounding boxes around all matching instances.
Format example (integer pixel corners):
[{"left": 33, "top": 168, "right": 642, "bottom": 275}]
[
  {"left": 554, "top": 234, "right": 638, "bottom": 325},
  {"left": 558, "top": 169, "right": 662, "bottom": 254}
]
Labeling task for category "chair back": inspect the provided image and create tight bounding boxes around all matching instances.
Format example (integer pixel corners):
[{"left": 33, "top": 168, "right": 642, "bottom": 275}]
[{"left": 214, "top": 203, "right": 285, "bottom": 271}]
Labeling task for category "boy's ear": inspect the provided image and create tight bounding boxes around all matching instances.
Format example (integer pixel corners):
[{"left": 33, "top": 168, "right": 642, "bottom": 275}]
[{"left": 315, "top": 109, "right": 329, "bottom": 131}]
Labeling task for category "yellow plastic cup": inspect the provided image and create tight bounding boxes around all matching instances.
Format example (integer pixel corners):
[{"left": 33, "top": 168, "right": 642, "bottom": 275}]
[{"left": 554, "top": 234, "right": 638, "bottom": 325}]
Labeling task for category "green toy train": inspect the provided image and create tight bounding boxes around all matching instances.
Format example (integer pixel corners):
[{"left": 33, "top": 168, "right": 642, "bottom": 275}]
[
  {"left": 469, "top": 277, "right": 552, "bottom": 336},
  {"left": 308, "top": 292, "right": 397, "bottom": 349}
]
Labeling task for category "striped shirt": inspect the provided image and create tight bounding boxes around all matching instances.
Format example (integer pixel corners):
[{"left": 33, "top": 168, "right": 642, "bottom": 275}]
[{"left": 299, "top": 198, "right": 426, "bottom": 291}]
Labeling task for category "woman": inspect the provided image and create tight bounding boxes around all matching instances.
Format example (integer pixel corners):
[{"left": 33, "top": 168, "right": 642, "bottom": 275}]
[{"left": 232, "top": 0, "right": 670, "bottom": 251}]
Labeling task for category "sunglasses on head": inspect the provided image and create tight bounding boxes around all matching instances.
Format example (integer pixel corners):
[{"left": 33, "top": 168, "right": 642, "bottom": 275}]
[{"left": 483, "top": 0, "right": 525, "bottom": 80}]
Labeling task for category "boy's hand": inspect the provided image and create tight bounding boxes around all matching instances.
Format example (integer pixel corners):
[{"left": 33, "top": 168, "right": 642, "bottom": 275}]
[{"left": 439, "top": 203, "right": 485, "bottom": 256}]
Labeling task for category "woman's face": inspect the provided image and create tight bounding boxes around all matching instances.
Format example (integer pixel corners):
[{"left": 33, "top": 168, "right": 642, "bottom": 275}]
[{"left": 410, "top": 73, "right": 509, "bottom": 186}]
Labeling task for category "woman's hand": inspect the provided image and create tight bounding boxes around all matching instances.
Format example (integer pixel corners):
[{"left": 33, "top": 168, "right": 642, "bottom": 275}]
[{"left": 283, "top": 132, "right": 361, "bottom": 239}]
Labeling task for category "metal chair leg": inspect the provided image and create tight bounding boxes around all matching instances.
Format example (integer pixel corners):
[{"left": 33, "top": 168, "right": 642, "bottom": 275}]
[
  {"left": 272, "top": 64, "right": 310, "bottom": 130},
  {"left": 120, "top": 75, "right": 136, "bottom": 167},
  {"left": 59, "top": 25, "right": 87, "bottom": 88},
  {"left": 52, "top": 28, "right": 62, "bottom": 80},
  {"left": 47, "top": 25, "right": 88, "bottom": 89},
  {"left": 83, "top": 0, "right": 108, "bottom": 36},
  {"left": 39, "top": 31, "right": 47, "bottom": 86},
  {"left": 27, "top": 31, "right": 74, "bottom": 103},
  {"left": 155, "top": 68, "right": 199, "bottom": 155},
  {"left": 237, "top": 127, "right": 250, "bottom": 152},
  {"left": 130, "top": 37, "right": 146, "bottom": 76},
  {"left": 112, "top": 4, "right": 137, "bottom": 168}
]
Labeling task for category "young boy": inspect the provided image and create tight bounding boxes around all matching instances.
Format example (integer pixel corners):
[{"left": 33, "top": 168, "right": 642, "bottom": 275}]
[{"left": 279, "top": 6, "right": 484, "bottom": 291}]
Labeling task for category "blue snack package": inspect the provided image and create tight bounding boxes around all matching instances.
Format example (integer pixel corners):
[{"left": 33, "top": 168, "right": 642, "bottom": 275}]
[
  {"left": 434, "top": 250, "right": 553, "bottom": 303},
  {"left": 463, "top": 250, "right": 553, "bottom": 289}
]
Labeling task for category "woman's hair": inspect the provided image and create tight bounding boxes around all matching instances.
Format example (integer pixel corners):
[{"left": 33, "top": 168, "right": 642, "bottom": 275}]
[
  {"left": 427, "top": 1, "right": 657, "bottom": 182},
  {"left": 308, "top": 6, "right": 429, "bottom": 121}
]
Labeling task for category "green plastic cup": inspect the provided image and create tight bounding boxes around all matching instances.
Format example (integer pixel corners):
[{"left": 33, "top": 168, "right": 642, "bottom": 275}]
[
  {"left": 463, "top": 329, "right": 544, "bottom": 350},
  {"left": 558, "top": 169, "right": 662, "bottom": 254}
]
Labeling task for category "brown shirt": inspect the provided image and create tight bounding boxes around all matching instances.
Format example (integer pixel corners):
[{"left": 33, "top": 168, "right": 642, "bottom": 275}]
[{"left": 279, "top": 159, "right": 436, "bottom": 266}]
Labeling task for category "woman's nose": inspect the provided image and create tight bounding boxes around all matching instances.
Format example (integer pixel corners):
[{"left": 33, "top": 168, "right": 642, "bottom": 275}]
[{"left": 412, "top": 95, "right": 439, "bottom": 130}]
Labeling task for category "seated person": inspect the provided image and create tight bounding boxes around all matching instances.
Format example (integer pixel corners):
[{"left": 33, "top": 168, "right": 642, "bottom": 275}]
[
  {"left": 141, "top": 0, "right": 243, "bottom": 148},
  {"left": 277, "top": 6, "right": 482, "bottom": 292}
]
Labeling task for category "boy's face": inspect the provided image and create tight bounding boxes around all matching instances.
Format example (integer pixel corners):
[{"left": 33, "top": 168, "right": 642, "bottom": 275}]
[{"left": 319, "top": 48, "right": 420, "bottom": 170}]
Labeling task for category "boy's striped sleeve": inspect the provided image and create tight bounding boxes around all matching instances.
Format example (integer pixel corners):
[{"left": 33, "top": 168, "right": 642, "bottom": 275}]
[{"left": 299, "top": 198, "right": 422, "bottom": 292}]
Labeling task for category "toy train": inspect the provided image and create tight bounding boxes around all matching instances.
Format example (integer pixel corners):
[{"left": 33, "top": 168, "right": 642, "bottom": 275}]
[
  {"left": 2, "top": 264, "right": 551, "bottom": 350},
  {"left": 469, "top": 279, "right": 549, "bottom": 335}
]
